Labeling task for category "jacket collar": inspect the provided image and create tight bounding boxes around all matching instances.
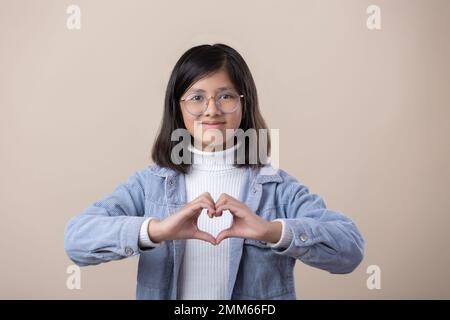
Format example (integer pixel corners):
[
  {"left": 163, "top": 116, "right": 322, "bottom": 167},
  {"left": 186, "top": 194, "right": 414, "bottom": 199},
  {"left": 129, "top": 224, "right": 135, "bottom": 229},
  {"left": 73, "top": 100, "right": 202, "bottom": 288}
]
[
  {"left": 148, "top": 163, "right": 283, "bottom": 184},
  {"left": 148, "top": 165, "right": 178, "bottom": 178}
]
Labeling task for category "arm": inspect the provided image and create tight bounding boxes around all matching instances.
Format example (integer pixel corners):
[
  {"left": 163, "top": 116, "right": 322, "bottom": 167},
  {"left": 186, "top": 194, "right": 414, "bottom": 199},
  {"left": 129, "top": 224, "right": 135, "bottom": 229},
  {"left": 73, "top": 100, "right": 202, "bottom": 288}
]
[
  {"left": 64, "top": 169, "right": 151, "bottom": 266},
  {"left": 270, "top": 177, "right": 365, "bottom": 274}
]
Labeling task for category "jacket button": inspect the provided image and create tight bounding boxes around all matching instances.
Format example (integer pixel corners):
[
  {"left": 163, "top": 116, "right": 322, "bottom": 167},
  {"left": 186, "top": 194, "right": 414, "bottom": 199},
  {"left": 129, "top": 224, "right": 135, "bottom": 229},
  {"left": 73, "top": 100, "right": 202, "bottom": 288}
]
[
  {"left": 125, "top": 247, "right": 134, "bottom": 256},
  {"left": 252, "top": 188, "right": 257, "bottom": 194},
  {"left": 168, "top": 178, "right": 174, "bottom": 186},
  {"left": 299, "top": 234, "right": 308, "bottom": 242}
]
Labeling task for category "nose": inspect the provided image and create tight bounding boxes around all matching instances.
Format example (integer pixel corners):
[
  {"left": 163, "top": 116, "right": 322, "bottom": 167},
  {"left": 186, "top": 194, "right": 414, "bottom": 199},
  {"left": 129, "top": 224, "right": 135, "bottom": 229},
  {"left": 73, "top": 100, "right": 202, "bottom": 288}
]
[{"left": 204, "top": 96, "right": 222, "bottom": 116}]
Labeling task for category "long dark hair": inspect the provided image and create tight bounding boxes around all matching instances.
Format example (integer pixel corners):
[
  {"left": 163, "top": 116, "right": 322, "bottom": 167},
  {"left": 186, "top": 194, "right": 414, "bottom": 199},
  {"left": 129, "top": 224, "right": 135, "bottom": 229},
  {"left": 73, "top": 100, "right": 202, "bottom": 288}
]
[{"left": 151, "top": 43, "right": 270, "bottom": 174}]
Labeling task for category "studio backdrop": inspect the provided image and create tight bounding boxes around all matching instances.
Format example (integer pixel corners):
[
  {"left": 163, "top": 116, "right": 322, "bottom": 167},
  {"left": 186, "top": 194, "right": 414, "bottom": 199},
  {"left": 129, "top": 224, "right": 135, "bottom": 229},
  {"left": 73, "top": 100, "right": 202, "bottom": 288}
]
[{"left": 1, "top": 0, "right": 449, "bottom": 299}]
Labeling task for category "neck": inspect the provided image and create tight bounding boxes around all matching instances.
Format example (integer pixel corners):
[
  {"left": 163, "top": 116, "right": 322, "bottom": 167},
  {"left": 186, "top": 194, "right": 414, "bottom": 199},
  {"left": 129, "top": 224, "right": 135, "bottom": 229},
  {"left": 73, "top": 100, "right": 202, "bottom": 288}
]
[
  {"left": 187, "top": 140, "right": 241, "bottom": 172},
  {"left": 191, "top": 140, "right": 236, "bottom": 152}
]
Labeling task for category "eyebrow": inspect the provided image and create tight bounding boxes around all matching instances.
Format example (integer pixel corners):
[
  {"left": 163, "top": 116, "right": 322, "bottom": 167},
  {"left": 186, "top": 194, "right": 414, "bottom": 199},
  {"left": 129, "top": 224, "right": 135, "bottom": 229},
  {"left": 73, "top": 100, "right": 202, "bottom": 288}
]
[{"left": 188, "top": 86, "right": 235, "bottom": 93}]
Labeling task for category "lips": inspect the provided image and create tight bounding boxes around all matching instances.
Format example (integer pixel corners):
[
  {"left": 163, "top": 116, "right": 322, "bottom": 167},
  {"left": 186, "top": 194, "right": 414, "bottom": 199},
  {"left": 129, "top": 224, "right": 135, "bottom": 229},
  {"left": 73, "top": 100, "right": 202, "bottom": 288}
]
[
  {"left": 202, "top": 121, "right": 225, "bottom": 125},
  {"left": 201, "top": 121, "right": 225, "bottom": 128}
]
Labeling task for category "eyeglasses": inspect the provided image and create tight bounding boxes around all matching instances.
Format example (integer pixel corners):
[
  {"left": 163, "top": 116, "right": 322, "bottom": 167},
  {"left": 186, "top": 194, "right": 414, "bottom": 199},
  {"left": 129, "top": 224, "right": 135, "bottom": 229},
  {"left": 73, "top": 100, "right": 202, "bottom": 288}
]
[{"left": 180, "top": 91, "right": 244, "bottom": 116}]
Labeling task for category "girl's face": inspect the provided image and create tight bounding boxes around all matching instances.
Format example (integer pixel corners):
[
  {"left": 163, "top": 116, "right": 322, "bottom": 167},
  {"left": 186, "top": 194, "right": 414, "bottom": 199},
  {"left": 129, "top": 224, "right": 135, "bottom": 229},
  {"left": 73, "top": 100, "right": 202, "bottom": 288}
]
[{"left": 180, "top": 70, "right": 243, "bottom": 151}]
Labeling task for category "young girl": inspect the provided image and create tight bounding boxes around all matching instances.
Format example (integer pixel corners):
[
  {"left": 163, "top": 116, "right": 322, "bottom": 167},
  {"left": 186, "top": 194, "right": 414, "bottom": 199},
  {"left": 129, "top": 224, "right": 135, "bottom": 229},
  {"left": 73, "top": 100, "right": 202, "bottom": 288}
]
[{"left": 64, "top": 43, "right": 364, "bottom": 300}]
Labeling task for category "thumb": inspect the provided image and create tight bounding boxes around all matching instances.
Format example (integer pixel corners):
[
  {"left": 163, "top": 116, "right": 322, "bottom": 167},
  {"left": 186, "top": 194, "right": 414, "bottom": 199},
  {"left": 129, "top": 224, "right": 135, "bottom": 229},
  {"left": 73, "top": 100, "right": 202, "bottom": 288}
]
[
  {"left": 194, "top": 230, "right": 217, "bottom": 246},
  {"left": 216, "top": 227, "right": 234, "bottom": 245}
]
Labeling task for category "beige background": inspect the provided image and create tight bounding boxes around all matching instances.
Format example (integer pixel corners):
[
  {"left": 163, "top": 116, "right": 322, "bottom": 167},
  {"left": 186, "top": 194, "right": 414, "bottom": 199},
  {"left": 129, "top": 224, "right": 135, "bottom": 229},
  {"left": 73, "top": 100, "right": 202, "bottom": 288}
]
[{"left": 1, "top": 0, "right": 449, "bottom": 299}]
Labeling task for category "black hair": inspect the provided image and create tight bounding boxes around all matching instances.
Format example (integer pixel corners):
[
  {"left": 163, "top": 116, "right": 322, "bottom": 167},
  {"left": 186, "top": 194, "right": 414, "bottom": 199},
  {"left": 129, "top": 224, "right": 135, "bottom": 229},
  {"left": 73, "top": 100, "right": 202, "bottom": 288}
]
[{"left": 151, "top": 43, "right": 270, "bottom": 174}]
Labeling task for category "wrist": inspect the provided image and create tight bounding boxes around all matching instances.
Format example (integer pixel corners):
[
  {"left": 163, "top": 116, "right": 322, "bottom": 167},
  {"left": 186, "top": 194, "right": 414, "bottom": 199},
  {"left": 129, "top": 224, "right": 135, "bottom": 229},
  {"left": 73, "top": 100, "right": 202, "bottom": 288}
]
[
  {"left": 148, "top": 218, "right": 163, "bottom": 243},
  {"left": 261, "top": 220, "right": 282, "bottom": 243}
]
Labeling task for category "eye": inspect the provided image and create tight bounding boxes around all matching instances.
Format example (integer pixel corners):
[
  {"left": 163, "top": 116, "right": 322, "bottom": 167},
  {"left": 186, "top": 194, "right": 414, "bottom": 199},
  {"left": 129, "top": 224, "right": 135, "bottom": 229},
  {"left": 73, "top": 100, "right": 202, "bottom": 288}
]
[
  {"left": 187, "top": 95, "right": 204, "bottom": 102},
  {"left": 219, "top": 93, "right": 235, "bottom": 100}
]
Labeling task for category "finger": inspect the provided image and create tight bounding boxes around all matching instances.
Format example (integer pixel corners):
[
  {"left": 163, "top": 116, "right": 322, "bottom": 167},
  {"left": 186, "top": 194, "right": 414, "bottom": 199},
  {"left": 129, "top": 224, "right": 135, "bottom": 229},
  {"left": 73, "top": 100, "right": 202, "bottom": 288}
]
[
  {"left": 188, "top": 200, "right": 215, "bottom": 218},
  {"left": 216, "top": 193, "right": 242, "bottom": 211},
  {"left": 215, "top": 203, "right": 245, "bottom": 218},
  {"left": 206, "top": 203, "right": 216, "bottom": 218},
  {"left": 214, "top": 206, "right": 228, "bottom": 217},
  {"left": 195, "top": 195, "right": 216, "bottom": 218},
  {"left": 197, "top": 192, "right": 216, "bottom": 208},
  {"left": 215, "top": 193, "right": 229, "bottom": 208},
  {"left": 221, "top": 193, "right": 238, "bottom": 202},
  {"left": 216, "top": 227, "right": 235, "bottom": 245},
  {"left": 201, "top": 192, "right": 216, "bottom": 207},
  {"left": 200, "top": 200, "right": 216, "bottom": 218},
  {"left": 194, "top": 230, "right": 217, "bottom": 245}
]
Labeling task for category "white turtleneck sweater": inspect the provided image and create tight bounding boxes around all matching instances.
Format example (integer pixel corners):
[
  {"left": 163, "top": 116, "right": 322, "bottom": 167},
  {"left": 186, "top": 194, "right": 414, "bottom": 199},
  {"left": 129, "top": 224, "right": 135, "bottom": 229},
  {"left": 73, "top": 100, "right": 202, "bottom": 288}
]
[
  {"left": 177, "top": 142, "right": 245, "bottom": 299},
  {"left": 138, "top": 142, "right": 292, "bottom": 300}
]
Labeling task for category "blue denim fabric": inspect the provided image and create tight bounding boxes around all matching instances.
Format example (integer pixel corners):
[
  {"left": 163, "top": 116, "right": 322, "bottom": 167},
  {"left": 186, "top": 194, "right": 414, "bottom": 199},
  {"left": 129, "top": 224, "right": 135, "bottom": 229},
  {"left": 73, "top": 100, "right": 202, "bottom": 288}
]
[{"left": 64, "top": 164, "right": 364, "bottom": 299}]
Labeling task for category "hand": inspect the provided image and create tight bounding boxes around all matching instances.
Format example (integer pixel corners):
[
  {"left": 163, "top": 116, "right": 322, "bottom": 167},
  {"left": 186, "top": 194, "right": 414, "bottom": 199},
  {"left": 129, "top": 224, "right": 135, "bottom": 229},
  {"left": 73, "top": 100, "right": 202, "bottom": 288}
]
[
  {"left": 147, "top": 192, "right": 218, "bottom": 245},
  {"left": 214, "top": 193, "right": 282, "bottom": 245}
]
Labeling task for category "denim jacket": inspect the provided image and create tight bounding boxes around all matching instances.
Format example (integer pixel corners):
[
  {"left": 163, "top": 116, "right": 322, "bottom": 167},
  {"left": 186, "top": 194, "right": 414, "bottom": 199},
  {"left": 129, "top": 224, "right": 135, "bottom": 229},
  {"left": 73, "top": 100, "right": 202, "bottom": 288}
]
[{"left": 64, "top": 164, "right": 364, "bottom": 300}]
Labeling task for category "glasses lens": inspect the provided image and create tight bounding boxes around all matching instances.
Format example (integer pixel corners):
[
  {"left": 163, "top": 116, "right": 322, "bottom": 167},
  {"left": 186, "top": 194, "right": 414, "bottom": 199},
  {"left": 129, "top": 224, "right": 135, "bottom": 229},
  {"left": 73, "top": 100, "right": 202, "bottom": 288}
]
[
  {"left": 217, "top": 92, "right": 240, "bottom": 113},
  {"left": 183, "top": 94, "right": 205, "bottom": 115},
  {"left": 182, "top": 92, "right": 242, "bottom": 115}
]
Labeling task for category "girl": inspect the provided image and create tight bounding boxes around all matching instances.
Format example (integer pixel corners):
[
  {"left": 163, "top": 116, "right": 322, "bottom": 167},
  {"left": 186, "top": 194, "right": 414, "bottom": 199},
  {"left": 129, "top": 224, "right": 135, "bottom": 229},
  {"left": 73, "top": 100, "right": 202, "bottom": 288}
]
[{"left": 64, "top": 43, "right": 364, "bottom": 300}]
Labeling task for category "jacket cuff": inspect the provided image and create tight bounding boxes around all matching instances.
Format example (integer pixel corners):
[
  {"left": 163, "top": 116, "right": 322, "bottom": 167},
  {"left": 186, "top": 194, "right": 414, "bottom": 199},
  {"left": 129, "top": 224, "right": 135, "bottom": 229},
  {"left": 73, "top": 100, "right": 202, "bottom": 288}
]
[
  {"left": 266, "top": 218, "right": 294, "bottom": 249},
  {"left": 119, "top": 216, "right": 149, "bottom": 257},
  {"left": 269, "top": 218, "right": 316, "bottom": 257},
  {"left": 139, "top": 217, "right": 162, "bottom": 248}
]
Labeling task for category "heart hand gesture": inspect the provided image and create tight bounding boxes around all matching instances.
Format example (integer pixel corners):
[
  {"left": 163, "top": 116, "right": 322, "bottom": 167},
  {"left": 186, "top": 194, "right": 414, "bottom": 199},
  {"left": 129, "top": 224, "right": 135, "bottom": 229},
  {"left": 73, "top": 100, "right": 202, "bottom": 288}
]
[{"left": 147, "top": 192, "right": 282, "bottom": 246}]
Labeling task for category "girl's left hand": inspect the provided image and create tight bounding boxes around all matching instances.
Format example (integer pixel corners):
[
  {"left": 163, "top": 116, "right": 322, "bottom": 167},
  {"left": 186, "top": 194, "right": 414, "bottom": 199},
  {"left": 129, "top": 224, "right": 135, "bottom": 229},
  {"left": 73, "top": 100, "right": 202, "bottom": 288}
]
[{"left": 214, "top": 193, "right": 282, "bottom": 245}]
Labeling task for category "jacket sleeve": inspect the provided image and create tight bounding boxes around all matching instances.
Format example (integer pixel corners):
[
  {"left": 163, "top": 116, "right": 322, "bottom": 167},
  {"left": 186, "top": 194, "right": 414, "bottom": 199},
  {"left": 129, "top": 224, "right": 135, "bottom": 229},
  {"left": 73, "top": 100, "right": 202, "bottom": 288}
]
[
  {"left": 64, "top": 169, "right": 149, "bottom": 266},
  {"left": 271, "top": 173, "right": 365, "bottom": 274}
]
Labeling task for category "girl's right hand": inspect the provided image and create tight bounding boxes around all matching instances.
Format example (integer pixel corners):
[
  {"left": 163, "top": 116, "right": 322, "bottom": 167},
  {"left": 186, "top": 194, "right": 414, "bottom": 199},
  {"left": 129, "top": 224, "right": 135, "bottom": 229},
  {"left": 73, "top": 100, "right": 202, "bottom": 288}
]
[{"left": 147, "top": 192, "right": 217, "bottom": 245}]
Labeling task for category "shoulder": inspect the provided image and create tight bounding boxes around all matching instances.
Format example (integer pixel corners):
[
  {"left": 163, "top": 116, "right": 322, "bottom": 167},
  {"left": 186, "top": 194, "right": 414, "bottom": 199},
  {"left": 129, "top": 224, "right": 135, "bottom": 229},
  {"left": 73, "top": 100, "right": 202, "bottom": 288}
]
[
  {"left": 123, "top": 164, "right": 173, "bottom": 190},
  {"left": 256, "top": 164, "right": 310, "bottom": 199},
  {"left": 130, "top": 164, "right": 176, "bottom": 179},
  {"left": 255, "top": 163, "right": 304, "bottom": 188}
]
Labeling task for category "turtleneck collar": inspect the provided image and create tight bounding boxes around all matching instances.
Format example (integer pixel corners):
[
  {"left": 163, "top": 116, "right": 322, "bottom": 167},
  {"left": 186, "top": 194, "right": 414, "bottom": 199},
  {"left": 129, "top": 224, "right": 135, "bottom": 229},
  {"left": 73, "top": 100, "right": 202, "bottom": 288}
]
[{"left": 187, "top": 141, "right": 242, "bottom": 172}]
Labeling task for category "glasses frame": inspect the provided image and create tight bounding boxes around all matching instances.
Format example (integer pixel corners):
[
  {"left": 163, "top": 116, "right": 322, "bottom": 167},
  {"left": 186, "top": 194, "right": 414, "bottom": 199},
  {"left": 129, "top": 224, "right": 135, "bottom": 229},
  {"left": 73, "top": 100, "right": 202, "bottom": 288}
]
[{"left": 180, "top": 92, "right": 244, "bottom": 116}]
